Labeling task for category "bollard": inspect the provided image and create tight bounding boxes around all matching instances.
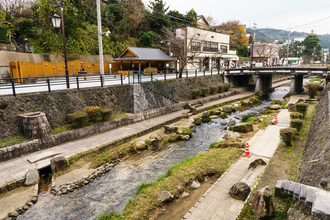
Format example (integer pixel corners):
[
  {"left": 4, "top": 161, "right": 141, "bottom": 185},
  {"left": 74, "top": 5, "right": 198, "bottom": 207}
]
[
  {"left": 76, "top": 77, "right": 80, "bottom": 90},
  {"left": 186, "top": 70, "right": 188, "bottom": 78},
  {"left": 176, "top": 71, "right": 178, "bottom": 79},
  {"left": 121, "top": 73, "right": 123, "bottom": 86},
  {"left": 195, "top": 69, "right": 197, "bottom": 77},
  {"left": 47, "top": 78, "right": 51, "bottom": 92},
  {"left": 100, "top": 75, "right": 104, "bottom": 87},
  {"left": 151, "top": 71, "right": 153, "bottom": 82}
]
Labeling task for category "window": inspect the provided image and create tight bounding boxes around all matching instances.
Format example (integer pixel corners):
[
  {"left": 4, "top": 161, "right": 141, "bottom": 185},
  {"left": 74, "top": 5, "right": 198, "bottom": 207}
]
[
  {"left": 220, "top": 45, "right": 227, "bottom": 53},
  {"left": 192, "top": 41, "right": 201, "bottom": 51},
  {"left": 203, "top": 41, "right": 218, "bottom": 52}
]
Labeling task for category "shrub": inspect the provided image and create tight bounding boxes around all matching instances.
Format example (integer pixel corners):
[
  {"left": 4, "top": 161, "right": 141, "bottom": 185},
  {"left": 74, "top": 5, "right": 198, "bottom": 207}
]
[
  {"left": 85, "top": 106, "right": 102, "bottom": 122},
  {"left": 217, "top": 84, "right": 225, "bottom": 93},
  {"left": 220, "top": 113, "right": 228, "bottom": 119},
  {"left": 250, "top": 97, "right": 261, "bottom": 103},
  {"left": 290, "top": 112, "right": 303, "bottom": 119},
  {"left": 290, "top": 119, "right": 303, "bottom": 132},
  {"left": 100, "top": 109, "right": 113, "bottom": 122},
  {"left": 241, "top": 115, "right": 253, "bottom": 122},
  {"left": 210, "top": 85, "right": 218, "bottom": 94},
  {"left": 67, "top": 111, "right": 88, "bottom": 128},
  {"left": 295, "top": 103, "right": 309, "bottom": 117},
  {"left": 280, "top": 127, "right": 295, "bottom": 146},
  {"left": 200, "top": 87, "right": 209, "bottom": 97},
  {"left": 202, "top": 116, "right": 212, "bottom": 122},
  {"left": 224, "top": 83, "right": 231, "bottom": 92},
  {"left": 305, "top": 83, "right": 320, "bottom": 98},
  {"left": 240, "top": 100, "right": 246, "bottom": 106},
  {"left": 191, "top": 89, "right": 200, "bottom": 99}
]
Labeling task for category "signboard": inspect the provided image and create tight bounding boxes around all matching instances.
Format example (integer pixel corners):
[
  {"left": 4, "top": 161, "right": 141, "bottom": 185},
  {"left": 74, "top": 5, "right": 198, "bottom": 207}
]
[{"left": 176, "top": 28, "right": 185, "bottom": 40}]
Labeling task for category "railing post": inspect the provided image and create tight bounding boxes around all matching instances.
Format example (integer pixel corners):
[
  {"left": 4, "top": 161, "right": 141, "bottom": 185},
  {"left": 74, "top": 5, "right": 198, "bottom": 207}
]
[
  {"left": 171, "top": 87, "right": 173, "bottom": 99},
  {"left": 211, "top": 68, "right": 213, "bottom": 76},
  {"left": 157, "top": 79, "right": 159, "bottom": 92},
  {"left": 11, "top": 80, "right": 16, "bottom": 97},
  {"left": 151, "top": 71, "right": 153, "bottom": 82},
  {"left": 195, "top": 69, "right": 197, "bottom": 77},
  {"left": 47, "top": 78, "right": 51, "bottom": 92},
  {"left": 121, "top": 73, "right": 123, "bottom": 86},
  {"left": 133, "top": 70, "right": 135, "bottom": 84},
  {"left": 176, "top": 71, "right": 178, "bottom": 79},
  {"left": 100, "top": 75, "right": 104, "bottom": 87},
  {"left": 165, "top": 70, "right": 166, "bottom": 81},
  {"left": 128, "top": 70, "right": 130, "bottom": 85},
  {"left": 186, "top": 70, "right": 188, "bottom": 78},
  {"left": 76, "top": 76, "right": 79, "bottom": 90},
  {"left": 203, "top": 69, "right": 205, "bottom": 76}
]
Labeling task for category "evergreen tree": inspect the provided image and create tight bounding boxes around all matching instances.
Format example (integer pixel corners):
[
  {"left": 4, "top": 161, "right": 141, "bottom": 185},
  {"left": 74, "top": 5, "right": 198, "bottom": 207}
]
[{"left": 146, "top": 0, "right": 169, "bottom": 34}]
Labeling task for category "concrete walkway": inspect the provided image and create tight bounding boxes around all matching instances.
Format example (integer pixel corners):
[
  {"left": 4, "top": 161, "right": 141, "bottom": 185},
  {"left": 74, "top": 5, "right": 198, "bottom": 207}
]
[
  {"left": 0, "top": 91, "right": 257, "bottom": 189},
  {"left": 183, "top": 106, "right": 293, "bottom": 220}
]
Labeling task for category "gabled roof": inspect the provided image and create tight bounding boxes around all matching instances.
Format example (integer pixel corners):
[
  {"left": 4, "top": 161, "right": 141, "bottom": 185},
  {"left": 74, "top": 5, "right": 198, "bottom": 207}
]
[
  {"left": 197, "top": 15, "right": 209, "bottom": 27},
  {"left": 114, "top": 47, "right": 175, "bottom": 61}
]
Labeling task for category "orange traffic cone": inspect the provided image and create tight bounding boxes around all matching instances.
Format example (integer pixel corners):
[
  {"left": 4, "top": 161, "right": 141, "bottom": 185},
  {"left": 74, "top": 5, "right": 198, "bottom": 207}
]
[
  {"left": 243, "top": 142, "right": 251, "bottom": 157},
  {"left": 273, "top": 113, "right": 278, "bottom": 124}
]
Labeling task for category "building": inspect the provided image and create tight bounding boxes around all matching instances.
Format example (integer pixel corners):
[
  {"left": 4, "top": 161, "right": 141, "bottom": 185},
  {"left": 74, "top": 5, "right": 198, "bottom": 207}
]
[
  {"left": 113, "top": 47, "right": 176, "bottom": 74},
  {"left": 176, "top": 26, "right": 239, "bottom": 71},
  {"left": 196, "top": 15, "right": 209, "bottom": 29},
  {"left": 252, "top": 42, "right": 280, "bottom": 66}
]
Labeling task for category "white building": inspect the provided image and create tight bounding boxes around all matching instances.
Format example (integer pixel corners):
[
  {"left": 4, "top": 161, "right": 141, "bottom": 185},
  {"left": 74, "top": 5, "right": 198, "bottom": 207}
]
[{"left": 177, "top": 26, "right": 239, "bottom": 71}]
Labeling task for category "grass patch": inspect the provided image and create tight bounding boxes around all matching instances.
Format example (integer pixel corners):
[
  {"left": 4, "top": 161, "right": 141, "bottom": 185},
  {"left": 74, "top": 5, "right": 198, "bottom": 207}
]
[
  {"left": 309, "top": 78, "right": 321, "bottom": 82},
  {"left": 0, "top": 134, "right": 32, "bottom": 148},
  {"left": 99, "top": 148, "right": 243, "bottom": 220},
  {"left": 51, "top": 125, "right": 70, "bottom": 134},
  {"left": 241, "top": 115, "right": 253, "bottom": 122},
  {"left": 281, "top": 101, "right": 288, "bottom": 109},
  {"left": 237, "top": 104, "right": 315, "bottom": 219}
]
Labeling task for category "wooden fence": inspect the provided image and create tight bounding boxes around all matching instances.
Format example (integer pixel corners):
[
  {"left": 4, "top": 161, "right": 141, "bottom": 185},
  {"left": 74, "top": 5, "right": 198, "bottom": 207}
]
[{"left": 9, "top": 60, "right": 121, "bottom": 79}]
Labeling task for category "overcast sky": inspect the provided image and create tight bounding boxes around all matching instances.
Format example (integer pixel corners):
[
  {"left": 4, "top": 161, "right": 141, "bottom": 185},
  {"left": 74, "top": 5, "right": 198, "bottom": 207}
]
[{"left": 155, "top": 0, "right": 330, "bottom": 35}]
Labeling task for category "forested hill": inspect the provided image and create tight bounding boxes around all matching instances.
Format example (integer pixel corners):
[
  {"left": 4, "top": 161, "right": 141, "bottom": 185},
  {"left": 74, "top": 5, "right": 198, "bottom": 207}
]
[{"left": 246, "top": 28, "right": 330, "bottom": 49}]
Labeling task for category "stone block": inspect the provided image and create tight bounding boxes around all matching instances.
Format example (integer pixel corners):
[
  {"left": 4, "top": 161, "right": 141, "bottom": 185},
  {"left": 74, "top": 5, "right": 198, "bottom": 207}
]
[
  {"left": 25, "top": 168, "right": 39, "bottom": 186},
  {"left": 0, "top": 184, "right": 8, "bottom": 194},
  {"left": 7, "top": 181, "right": 17, "bottom": 191},
  {"left": 51, "top": 156, "right": 69, "bottom": 173}
]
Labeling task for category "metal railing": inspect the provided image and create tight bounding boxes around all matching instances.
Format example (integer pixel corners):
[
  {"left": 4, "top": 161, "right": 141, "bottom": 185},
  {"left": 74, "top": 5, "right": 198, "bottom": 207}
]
[{"left": 0, "top": 73, "right": 126, "bottom": 96}]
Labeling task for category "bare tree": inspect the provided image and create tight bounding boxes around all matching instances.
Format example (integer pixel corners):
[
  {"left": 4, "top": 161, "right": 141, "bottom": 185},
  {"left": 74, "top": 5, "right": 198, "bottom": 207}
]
[
  {"left": 253, "top": 43, "right": 279, "bottom": 62},
  {"left": 160, "top": 26, "right": 222, "bottom": 78},
  {"left": 0, "top": 0, "right": 36, "bottom": 18}
]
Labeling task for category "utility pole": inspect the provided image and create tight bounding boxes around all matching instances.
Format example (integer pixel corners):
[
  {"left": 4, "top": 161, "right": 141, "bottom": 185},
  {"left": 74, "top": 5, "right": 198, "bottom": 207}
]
[
  {"left": 249, "top": 23, "right": 257, "bottom": 68},
  {"left": 286, "top": 24, "right": 290, "bottom": 66},
  {"left": 97, "top": 0, "right": 104, "bottom": 80}
]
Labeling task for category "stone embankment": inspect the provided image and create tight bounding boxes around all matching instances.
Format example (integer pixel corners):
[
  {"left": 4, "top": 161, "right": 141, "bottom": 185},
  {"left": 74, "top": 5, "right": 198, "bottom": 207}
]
[{"left": 298, "top": 84, "right": 330, "bottom": 186}]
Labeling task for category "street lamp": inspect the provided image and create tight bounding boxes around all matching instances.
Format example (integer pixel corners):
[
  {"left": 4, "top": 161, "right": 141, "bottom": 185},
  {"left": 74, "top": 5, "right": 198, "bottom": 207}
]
[{"left": 51, "top": 1, "right": 70, "bottom": 89}]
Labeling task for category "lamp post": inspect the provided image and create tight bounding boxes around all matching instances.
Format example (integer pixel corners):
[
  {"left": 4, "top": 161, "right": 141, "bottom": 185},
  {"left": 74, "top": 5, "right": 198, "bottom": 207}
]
[{"left": 51, "top": 1, "right": 70, "bottom": 89}]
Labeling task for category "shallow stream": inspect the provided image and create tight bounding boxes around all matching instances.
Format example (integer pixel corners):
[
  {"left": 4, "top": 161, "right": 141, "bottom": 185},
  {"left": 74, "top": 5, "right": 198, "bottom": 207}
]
[{"left": 18, "top": 80, "right": 311, "bottom": 219}]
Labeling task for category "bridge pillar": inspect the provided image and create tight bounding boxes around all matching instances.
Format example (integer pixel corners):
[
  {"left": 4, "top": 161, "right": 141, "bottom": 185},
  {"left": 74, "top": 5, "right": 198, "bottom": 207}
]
[
  {"left": 224, "top": 75, "right": 253, "bottom": 88},
  {"left": 255, "top": 75, "right": 272, "bottom": 93},
  {"left": 289, "top": 75, "right": 304, "bottom": 94}
]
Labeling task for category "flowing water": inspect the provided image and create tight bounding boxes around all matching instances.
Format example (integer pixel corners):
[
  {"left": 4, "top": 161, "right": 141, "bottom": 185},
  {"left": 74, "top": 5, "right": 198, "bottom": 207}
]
[{"left": 18, "top": 80, "right": 311, "bottom": 219}]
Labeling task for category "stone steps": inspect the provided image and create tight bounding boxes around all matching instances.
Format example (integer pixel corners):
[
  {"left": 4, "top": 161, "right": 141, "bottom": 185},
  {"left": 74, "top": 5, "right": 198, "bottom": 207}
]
[
  {"left": 241, "top": 165, "right": 265, "bottom": 188},
  {"left": 275, "top": 180, "right": 330, "bottom": 219}
]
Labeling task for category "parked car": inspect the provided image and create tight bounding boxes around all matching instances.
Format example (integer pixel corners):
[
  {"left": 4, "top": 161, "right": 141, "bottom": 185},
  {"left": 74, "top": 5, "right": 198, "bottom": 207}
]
[{"left": 242, "top": 61, "right": 250, "bottom": 68}]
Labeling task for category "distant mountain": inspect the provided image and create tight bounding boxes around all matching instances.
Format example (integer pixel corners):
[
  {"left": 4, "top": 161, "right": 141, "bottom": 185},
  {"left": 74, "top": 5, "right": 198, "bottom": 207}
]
[{"left": 246, "top": 28, "right": 330, "bottom": 49}]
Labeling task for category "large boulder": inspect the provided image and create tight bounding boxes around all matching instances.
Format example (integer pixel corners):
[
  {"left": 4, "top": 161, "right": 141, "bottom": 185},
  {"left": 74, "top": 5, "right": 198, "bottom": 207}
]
[
  {"left": 24, "top": 168, "right": 39, "bottom": 186},
  {"left": 224, "top": 105, "right": 233, "bottom": 113},
  {"left": 201, "top": 111, "right": 209, "bottom": 119},
  {"left": 189, "top": 106, "right": 197, "bottom": 114},
  {"left": 224, "top": 131, "right": 241, "bottom": 141},
  {"left": 228, "top": 117, "right": 236, "bottom": 126},
  {"left": 149, "top": 133, "right": 162, "bottom": 141},
  {"left": 164, "top": 125, "right": 179, "bottom": 134},
  {"left": 252, "top": 186, "right": 275, "bottom": 218},
  {"left": 51, "top": 156, "right": 69, "bottom": 173},
  {"left": 268, "top": 104, "right": 283, "bottom": 110},
  {"left": 191, "top": 181, "right": 200, "bottom": 189},
  {"left": 194, "top": 117, "right": 202, "bottom": 125},
  {"left": 270, "top": 99, "right": 281, "bottom": 105},
  {"left": 229, "top": 182, "right": 251, "bottom": 201},
  {"left": 232, "top": 123, "right": 253, "bottom": 133},
  {"left": 157, "top": 191, "right": 174, "bottom": 202},
  {"left": 136, "top": 141, "right": 147, "bottom": 151}
]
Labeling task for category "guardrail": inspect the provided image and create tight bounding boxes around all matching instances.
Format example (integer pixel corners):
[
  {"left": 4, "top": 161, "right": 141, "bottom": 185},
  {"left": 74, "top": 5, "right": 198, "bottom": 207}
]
[{"left": 0, "top": 73, "right": 126, "bottom": 96}]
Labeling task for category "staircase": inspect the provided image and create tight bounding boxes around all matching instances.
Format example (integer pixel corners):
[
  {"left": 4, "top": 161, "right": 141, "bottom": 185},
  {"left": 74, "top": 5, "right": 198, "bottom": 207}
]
[{"left": 275, "top": 180, "right": 330, "bottom": 219}]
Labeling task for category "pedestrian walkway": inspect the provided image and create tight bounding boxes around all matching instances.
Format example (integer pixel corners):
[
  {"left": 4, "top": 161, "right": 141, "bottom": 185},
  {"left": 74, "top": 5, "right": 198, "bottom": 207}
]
[
  {"left": 183, "top": 102, "right": 295, "bottom": 220},
  {"left": 0, "top": 91, "right": 256, "bottom": 189}
]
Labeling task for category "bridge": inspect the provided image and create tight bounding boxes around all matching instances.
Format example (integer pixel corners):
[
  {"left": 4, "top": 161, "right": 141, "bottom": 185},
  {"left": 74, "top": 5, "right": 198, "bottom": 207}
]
[{"left": 224, "top": 67, "right": 329, "bottom": 94}]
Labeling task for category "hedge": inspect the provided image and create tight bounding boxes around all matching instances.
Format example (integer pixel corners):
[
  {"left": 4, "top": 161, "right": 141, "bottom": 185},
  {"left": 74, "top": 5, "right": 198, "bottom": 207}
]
[
  {"left": 191, "top": 89, "right": 200, "bottom": 99},
  {"left": 280, "top": 127, "right": 295, "bottom": 146}
]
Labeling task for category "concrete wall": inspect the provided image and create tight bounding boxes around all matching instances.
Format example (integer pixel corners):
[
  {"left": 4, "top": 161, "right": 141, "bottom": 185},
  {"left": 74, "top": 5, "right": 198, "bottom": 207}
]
[
  {"left": 162, "top": 75, "right": 224, "bottom": 101},
  {"left": 130, "top": 84, "right": 176, "bottom": 113}
]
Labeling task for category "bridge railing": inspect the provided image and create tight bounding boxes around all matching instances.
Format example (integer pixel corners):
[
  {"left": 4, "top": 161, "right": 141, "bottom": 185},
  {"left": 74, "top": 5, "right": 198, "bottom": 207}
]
[{"left": 224, "top": 67, "right": 329, "bottom": 76}]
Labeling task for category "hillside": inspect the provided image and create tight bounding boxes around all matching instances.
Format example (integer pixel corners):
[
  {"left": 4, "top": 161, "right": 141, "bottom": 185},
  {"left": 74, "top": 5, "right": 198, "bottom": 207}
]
[{"left": 247, "top": 28, "right": 330, "bottom": 49}]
